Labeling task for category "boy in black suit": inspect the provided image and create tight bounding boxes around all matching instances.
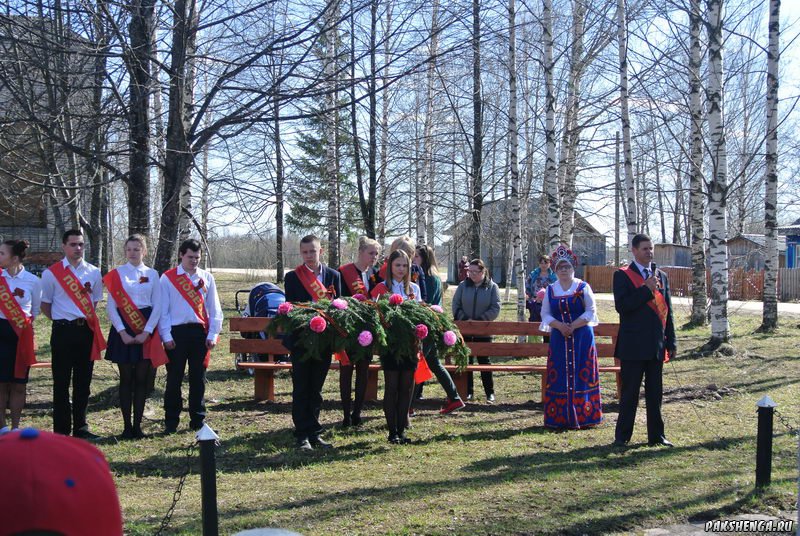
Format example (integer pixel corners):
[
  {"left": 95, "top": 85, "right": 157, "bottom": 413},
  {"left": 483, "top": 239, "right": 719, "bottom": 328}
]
[
  {"left": 284, "top": 235, "right": 342, "bottom": 450},
  {"left": 613, "top": 234, "right": 676, "bottom": 447}
]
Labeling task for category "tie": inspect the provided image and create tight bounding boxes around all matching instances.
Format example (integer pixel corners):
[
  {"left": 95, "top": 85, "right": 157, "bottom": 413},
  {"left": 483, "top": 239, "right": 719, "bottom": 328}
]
[{"left": 643, "top": 268, "right": 650, "bottom": 279}]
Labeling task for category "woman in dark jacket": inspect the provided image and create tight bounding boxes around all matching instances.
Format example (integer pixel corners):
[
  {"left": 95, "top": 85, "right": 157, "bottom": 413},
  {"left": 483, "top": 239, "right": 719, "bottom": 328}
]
[{"left": 451, "top": 258, "right": 501, "bottom": 403}]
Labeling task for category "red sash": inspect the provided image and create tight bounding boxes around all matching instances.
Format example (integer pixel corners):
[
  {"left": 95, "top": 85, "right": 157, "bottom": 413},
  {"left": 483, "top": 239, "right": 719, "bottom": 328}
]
[
  {"left": 622, "top": 266, "right": 671, "bottom": 362},
  {"left": 165, "top": 268, "right": 212, "bottom": 368},
  {"left": 103, "top": 269, "right": 168, "bottom": 367},
  {"left": 339, "top": 263, "right": 368, "bottom": 296},
  {"left": 370, "top": 282, "right": 390, "bottom": 299},
  {"left": 295, "top": 264, "right": 331, "bottom": 302},
  {"left": 0, "top": 275, "right": 36, "bottom": 379},
  {"left": 48, "top": 262, "right": 106, "bottom": 361}
]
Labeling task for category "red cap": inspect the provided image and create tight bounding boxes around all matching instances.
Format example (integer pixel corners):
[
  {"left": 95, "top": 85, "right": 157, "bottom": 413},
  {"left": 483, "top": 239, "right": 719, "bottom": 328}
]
[{"left": 0, "top": 428, "right": 123, "bottom": 536}]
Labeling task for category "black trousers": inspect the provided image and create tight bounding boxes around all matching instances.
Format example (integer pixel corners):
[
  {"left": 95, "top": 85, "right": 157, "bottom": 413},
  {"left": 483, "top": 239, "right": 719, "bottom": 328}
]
[
  {"left": 615, "top": 359, "right": 665, "bottom": 443},
  {"left": 465, "top": 336, "right": 494, "bottom": 397},
  {"left": 291, "top": 350, "right": 333, "bottom": 440},
  {"left": 164, "top": 324, "right": 208, "bottom": 429},
  {"left": 51, "top": 322, "right": 95, "bottom": 435}
]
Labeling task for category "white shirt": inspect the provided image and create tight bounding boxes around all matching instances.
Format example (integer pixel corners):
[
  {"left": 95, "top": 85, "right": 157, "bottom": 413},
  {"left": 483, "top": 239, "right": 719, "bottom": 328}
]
[
  {"left": 540, "top": 278, "right": 599, "bottom": 332},
  {"left": 390, "top": 280, "right": 422, "bottom": 302},
  {"left": 303, "top": 264, "right": 323, "bottom": 284},
  {"left": 106, "top": 263, "right": 162, "bottom": 334},
  {"left": 0, "top": 267, "right": 42, "bottom": 318},
  {"left": 41, "top": 258, "right": 103, "bottom": 320},
  {"left": 634, "top": 261, "right": 653, "bottom": 279},
  {"left": 158, "top": 265, "right": 223, "bottom": 343}
]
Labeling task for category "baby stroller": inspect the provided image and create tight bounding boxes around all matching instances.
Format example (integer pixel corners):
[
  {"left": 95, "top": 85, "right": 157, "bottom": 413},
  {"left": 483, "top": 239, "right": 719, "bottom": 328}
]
[{"left": 233, "top": 282, "right": 287, "bottom": 373}]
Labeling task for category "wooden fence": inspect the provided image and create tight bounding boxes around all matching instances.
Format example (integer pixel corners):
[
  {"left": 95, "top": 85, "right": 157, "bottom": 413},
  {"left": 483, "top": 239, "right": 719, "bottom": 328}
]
[{"left": 583, "top": 265, "right": 800, "bottom": 302}]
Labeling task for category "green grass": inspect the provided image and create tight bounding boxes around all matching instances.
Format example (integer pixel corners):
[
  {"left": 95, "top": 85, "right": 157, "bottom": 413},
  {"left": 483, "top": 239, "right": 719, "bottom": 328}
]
[{"left": 20, "top": 273, "right": 800, "bottom": 535}]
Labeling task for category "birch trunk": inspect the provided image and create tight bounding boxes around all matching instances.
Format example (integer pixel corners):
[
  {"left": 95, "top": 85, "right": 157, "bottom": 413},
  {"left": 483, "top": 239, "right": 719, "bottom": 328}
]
[
  {"left": 470, "top": 0, "right": 483, "bottom": 259},
  {"left": 689, "top": 0, "right": 707, "bottom": 325},
  {"left": 274, "top": 101, "right": 285, "bottom": 282},
  {"left": 706, "top": 0, "right": 730, "bottom": 343},
  {"left": 760, "top": 0, "right": 780, "bottom": 331},
  {"left": 325, "top": 0, "right": 341, "bottom": 267},
  {"left": 618, "top": 0, "right": 636, "bottom": 242},
  {"left": 423, "top": 0, "right": 440, "bottom": 246},
  {"left": 378, "top": 1, "right": 392, "bottom": 245},
  {"left": 543, "top": 0, "right": 559, "bottom": 250},
  {"left": 508, "top": 0, "right": 525, "bottom": 322}
]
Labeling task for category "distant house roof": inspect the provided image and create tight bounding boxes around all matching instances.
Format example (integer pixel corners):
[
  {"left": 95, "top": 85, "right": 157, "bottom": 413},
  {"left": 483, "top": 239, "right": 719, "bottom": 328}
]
[
  {"left": 731, "top": 234, "right": 787, "bottom": 252},
  {"left": 777, "top": 217, "right": 800, "bottom": 235}
]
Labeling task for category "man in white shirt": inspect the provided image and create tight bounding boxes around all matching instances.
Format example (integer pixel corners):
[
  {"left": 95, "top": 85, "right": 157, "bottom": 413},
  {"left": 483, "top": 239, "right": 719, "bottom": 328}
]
[
  {"left": 158, "top": 239, "right": 223, "bottom": 433},
  {"left": 41, "top": 230, "right": 104, "bottom": 439}
]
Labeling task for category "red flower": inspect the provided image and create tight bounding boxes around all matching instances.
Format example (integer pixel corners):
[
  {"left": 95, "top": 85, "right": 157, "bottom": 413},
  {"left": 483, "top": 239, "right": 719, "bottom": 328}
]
[
  {"left": 326, "top": 285, "right": 336, "bottom": 298},
  {"left": 81, "top": 282, "right": 92, "bottom": 294},
  {"left": 13, "top": 288, "right": 24, "bottom": 298},
  {"left": 388, "top": 293, "right": 404, "bottom": 305},
  {"left": 415, "top": 324, "right": 429, "bottom": 339},
  {"left": 309, "top": 315, "right": 327, "bottom": 333},
  {"left": 195, "top": 279, "right": 205, "bottom": 291},
  {"left": 139, "top": 276, "right": 149, "bottom": 284},
  {"left": 411, "top": 273, "right": 418, "bottom": 282}
]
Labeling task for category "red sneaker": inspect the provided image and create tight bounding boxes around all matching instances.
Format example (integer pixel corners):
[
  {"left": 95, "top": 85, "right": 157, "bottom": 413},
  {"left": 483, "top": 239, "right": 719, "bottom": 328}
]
[{"left": 439, "top": 398, "right": 466, "bottom": 415}]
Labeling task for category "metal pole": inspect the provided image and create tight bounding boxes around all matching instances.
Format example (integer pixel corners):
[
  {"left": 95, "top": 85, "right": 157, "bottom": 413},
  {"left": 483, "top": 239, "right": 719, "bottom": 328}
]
[
  {"left": 756, "top": 396, "right": 777, "bottom": 488},
  {"left": 197, "top": 424, "right": 220, "bottom": 536}
]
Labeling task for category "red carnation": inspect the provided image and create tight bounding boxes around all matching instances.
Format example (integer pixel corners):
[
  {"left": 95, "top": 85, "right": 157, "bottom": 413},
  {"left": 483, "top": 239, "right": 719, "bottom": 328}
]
[
  {"left": 195, "top": 279, "right": 205, "bottom": 290},
  {"left": 388, "top": 293, "right": 404, "bottom": 305},
  {"left": 139, "top": 276, "right": 149, "bottom": 284},
  {"left": 13, "top": 288, "right": 24, "bottom": 298}
]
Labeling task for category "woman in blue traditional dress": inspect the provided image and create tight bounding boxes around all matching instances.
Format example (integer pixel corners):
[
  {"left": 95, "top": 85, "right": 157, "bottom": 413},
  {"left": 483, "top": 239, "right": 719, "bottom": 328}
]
[{"left": 539, "top": 245, "right": 602, "bottom": 429}]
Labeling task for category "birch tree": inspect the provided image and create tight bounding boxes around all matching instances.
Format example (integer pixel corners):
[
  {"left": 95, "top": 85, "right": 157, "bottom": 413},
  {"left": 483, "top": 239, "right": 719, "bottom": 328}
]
[
  {"left": 759, "top": 0, "right": 780, "bottom": 331},
  {"left": 542, "top": 0, "right": 560, "bottom": 250},
  {"left": 508, "top": 0, "right": 525, "bottom": 321},
  {"left": 706, "top": 0, "right": 730, "bottom": 344},
  {"left": 618, "top": 0, "right": 636, "bottom": 242}
]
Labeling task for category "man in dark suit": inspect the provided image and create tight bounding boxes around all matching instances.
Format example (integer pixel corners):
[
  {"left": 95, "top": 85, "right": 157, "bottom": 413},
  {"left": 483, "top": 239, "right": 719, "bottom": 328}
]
[
  {"left": 613, "top": 234, "right": 677, "bottom": 447},
  {"left": 284, "top": 235, "right": 342, "bottom": 451}
]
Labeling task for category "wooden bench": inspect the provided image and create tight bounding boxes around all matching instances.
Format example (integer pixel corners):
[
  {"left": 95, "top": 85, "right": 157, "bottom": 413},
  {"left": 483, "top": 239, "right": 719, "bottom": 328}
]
[
  {"left": 31, "top": 362, "right": 51, "bottom": 370},
  {"left": 230, "top": 318, "right": 621, "bottom": 403}
]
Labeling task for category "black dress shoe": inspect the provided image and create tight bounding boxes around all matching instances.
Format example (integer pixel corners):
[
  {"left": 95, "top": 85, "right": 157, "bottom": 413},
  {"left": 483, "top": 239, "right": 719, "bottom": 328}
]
[
  {"left": 649, "top": 438, "right": 674, "bottom": 447},
  {"left": 74, "top": 430, "right": 101, "bottom": 441},
  {"left": 119, "top": 428, "right": 135, "bottom": 440},
  {"left": 132, "top": 427, "right": 147, "bottom": 439},
  {"left": 164, "top": 426, "right": 178, "bottom": 435},
  {"left": 351, "top": 413, "right": 362, "bottom": 426},
  {"left": 612, "top": 439, "right": 629, "bottom": 447},
  {"left": 397, "top": 433, "right": 412, "bottom": 445},
  {"left": 388, "top": 432, "right": 400, "bottom": 444},
  {"left": 341, "top": 416, "right": 352, "bottom": 428},
  {"left": 190, "top": 422, "right": 204, "bottom": 431},
  {"left": 296, "top": 438, "right": 313, "bottom": 451},
  {"left": 310, "top": 436, "right": 333, "bottom": 449}
]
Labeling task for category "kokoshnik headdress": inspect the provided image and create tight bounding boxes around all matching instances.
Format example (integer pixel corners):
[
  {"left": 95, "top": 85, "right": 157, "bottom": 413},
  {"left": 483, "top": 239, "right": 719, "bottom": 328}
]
[{"left": 550, "top": 244, "right": 579, "bottom": 271}]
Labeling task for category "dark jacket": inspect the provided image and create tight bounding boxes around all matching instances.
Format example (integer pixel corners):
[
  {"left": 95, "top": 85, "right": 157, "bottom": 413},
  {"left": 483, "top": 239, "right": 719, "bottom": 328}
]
[
  {"left": 284, "top": 264, "right": 342, "bottom": 303},
  {"left": 613, "top": 264, "right": 676, "bottom": 361},
  {"left": 452, "top": 276, "right": 501, "bottom": 321}
]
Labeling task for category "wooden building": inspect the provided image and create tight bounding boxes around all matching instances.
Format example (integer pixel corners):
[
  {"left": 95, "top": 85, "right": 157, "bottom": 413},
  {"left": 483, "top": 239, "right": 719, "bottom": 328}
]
[
  {"left": 727, "top": 234, "right": 786, "bottom": 271},
  {"left": 778, "top": 218, "right": 800, "bottom": 269}
]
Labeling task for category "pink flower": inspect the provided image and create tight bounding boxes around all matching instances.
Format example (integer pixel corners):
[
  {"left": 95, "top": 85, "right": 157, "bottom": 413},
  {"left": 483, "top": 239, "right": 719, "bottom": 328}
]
[
  {"left": 430, "top": 305, "right": 444, "bottom": 313},
  {"left": 536, "top": 288, "right": 546, "bottom": 303},
  {"left": 309, "top": 315, "right": 327, "bottom": 333},
  {"left": 388, "top": 293, "right": 404, "bottom": 305},
  {"left": 357, "top": 330, "right": 373, "bottom": 346},
  {"left": 277, "top": 302, "right": 294, "bottom": 315},
  {"left": 415, "top": 324, "right": 429, "bottom": 339},
  {"left": 331, "top": 298, "right": 348, "bottom": 310},
  {"left": 352, "top": 293, "right": 367, "bottom": 302},
  {"left": 443, "top": 330, "right": 457, "bottom": 347}
]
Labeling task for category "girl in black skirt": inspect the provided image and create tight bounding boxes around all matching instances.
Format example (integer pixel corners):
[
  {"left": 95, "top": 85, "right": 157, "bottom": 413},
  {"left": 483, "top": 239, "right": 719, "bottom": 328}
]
[
  {"left": 104, "top": 235, "right": 161, "bottom": 439},
  {"left": 371, "top": 250, "right": 421, "bottom": 444},
  {"left": 0, "top": 240, "right": 41, "bottom": 431}
]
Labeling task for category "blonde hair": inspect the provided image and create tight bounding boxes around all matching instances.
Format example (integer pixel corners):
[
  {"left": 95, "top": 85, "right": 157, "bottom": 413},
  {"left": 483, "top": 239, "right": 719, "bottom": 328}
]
[
  {"left": 358, "top": 236, "right": 381, "bottom": 253},
  {"left": 386, "top": 250, "right": 413, "bottom": 296},
  {"left": 415, "top": 244, "right": 439, "bottom": 277},
  {"left": 125, "top": 234, "right": 148, "bottom": 251},
  {"left": 389, "top": 235, "right": 415, "bottom": 258}
]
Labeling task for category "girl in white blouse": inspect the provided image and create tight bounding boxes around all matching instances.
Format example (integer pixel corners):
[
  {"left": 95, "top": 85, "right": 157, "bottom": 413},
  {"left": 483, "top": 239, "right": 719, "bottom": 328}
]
[
  {"left": 105, "top": 235, "right": 161, "bottom": 439},
  {"left": 0, "top": 240, "right": 41, "bottom": 430}
]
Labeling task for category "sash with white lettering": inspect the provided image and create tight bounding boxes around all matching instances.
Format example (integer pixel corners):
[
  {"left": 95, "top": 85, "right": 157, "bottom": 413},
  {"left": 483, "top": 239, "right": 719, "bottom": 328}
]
[
  {"left": 338, "top": 263, "right": 368, "bottom": 296},
  {"left": 165, "top": 267, "right": 212, "bottom": 368},
  {"left": 0, "top": 275, "right": 36, "bottom": 379},
  {"left": 48, "top": 261, "right": 106, "bottom": 361},
  {"left": 295, "top": 264, "right": 331, "bottom": 302},
  {"left": 369, "top": 281, "right": 390, "bottom": 300},
  {"left": 622, "top": 266, "right": 671, "bottom": 362},
  {"left": 103, "top": 269, "right": 168, "bottom": 367}
]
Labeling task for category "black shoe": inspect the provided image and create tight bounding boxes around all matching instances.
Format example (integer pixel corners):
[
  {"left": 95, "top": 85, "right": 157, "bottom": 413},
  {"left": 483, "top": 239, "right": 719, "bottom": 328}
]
[
  {"left": 351, "top": 413, "right": 362, "bottom": 426},
  {"left": 189, "top": 422, "right": 204, "bottom": 431},
  {"left": 132, "top": 427, "right": 147, "bottom": 439},
  {"left": 612, "top": 439, "right": 629, "bottom": 448},
  {"left": 648, "top": 437, "right": 674, "bottom": 447},
  {"left": 74, "top": 430, "right": 101, "bottom": 441},
  {"left": 120, "top": 428, "right": 135, "bottom": 440},
  {"left": 388, "top": 431, "right": 400, "bottom": 444},
  {"left": 341, "top": 416, "right": 352, "bottom": 428},
  {"left": 310, "top": 436, "right": 333, "bottom": 449},
  {"left": 296, "top": 438, "right": 313, "bottom": 451},
  {"left": 164, "top": 425, "right": 178, "bottom": 435},
  {"left": 397, "top": 432, "right": 412, "bottom": 445}
]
